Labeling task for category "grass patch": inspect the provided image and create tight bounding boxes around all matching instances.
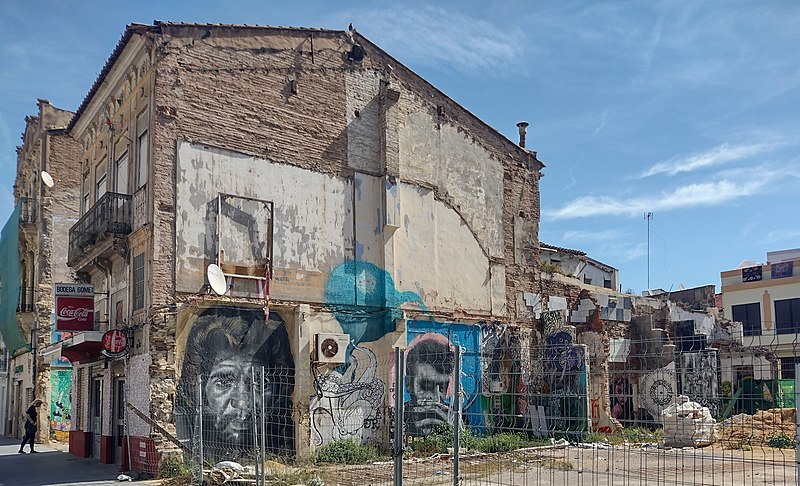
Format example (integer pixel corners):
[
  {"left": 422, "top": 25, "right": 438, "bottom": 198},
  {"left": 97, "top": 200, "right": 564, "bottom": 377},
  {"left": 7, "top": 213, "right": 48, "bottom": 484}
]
[
  {"left": 409, "top": 424, "right": 551, "bottom": 456},
  {"left": 767, "top": 433, "right": 796, "bottom": 449},
  {"left": 158, "top": 456, "right": 193, "bottom": 479},
  {"left": 264, "top": 469, "right": 327, "bottom": 486},
  {"left": 314, "top": 439, "right": 378, "bottom": 465}
]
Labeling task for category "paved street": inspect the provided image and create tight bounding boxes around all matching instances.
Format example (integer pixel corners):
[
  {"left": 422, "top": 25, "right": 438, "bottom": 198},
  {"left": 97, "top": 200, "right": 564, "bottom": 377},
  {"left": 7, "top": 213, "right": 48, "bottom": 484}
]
[{"left": 0, "top": 437, "right": 139, "bottom": 486}]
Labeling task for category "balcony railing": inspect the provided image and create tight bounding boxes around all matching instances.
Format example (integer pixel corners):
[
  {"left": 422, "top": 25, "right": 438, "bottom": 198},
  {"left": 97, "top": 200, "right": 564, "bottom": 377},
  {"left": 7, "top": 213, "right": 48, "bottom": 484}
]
[
  {"left": 68, "top": 192, "right": 132, "bottom": 266},
  {"left": 19, "top": 197, "right": 36, "bottom": 224},
  {"left": 17, "top": 286, "right": 35, "bottom": 313}
]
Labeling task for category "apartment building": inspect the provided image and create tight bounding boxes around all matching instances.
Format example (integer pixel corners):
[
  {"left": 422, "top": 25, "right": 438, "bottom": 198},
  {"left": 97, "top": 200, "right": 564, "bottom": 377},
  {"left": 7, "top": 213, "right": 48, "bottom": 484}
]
[
  {"left": 0, "top": 100, "right": 81, "bottom": 439},
  {"left": 721, "top": 248, "right": 800, "bottom": 377},
  {"left": 45, "top": 22, "right": 542, "bottom": 468}
]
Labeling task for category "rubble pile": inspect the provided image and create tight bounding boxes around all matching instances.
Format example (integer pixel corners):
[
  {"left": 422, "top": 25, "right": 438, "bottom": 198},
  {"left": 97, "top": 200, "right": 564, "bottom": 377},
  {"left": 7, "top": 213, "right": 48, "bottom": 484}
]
[
  {"left": 662, "top": 396, "right": 717, "bottom": 447},
  {"left": 719, "top": 408, "right": 796, "bottom": 447}
]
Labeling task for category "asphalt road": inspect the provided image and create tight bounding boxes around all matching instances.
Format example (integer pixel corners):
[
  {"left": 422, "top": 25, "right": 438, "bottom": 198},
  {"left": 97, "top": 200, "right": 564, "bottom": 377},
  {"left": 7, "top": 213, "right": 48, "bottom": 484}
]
[{"left": 0, "top": 437, "right": 135, "bottom": 486}]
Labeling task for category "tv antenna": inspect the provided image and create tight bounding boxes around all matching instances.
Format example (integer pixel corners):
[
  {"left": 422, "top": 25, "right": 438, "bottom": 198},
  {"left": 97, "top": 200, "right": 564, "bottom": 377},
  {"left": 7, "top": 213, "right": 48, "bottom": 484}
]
[
  {"left": 206, "top": 264, "right": 228, "bottom": 295},
  {"left": 644, "top": 212, "right": 653, "bottom": 290}
]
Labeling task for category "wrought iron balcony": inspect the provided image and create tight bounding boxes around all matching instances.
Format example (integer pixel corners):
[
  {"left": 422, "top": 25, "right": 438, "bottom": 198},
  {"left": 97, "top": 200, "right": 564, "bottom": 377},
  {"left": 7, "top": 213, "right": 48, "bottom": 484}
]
[
  {"left": 19, "top": 197, "right": 36, "bottom": 224},
  {"left": 68, "top": 192, "right": 132, "bottom": 266},
  {"left": 17, "top": 286, "right": 35, "bottom": 313}
]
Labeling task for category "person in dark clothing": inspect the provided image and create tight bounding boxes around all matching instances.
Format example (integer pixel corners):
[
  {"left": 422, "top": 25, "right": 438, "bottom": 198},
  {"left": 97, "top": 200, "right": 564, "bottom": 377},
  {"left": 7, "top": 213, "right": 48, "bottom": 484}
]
[{"left": 19, "top": 399, "right": 43, "bottom": 453}]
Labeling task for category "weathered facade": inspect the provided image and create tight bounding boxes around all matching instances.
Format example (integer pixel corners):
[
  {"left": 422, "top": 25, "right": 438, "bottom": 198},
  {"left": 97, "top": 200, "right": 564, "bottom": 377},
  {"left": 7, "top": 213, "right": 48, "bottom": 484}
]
[
  {"left": 1, "top": 100, "right": 81, "bottom": 440},
  {"left": 59, "top": 22, "right": 542, "bottom": 468}
]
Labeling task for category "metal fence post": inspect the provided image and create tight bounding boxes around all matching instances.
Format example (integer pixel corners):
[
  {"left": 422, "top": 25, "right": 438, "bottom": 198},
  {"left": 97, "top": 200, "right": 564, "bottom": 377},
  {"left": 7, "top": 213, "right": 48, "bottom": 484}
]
[
  {"left": 260, "top": 366, "right": 266, "bottom": 486},
  {"left": 453, "top": 346, "right": 461, "bottom": 486},
  {"left": 198, "top": 375, "right": 204, "bottom": 484},
  {"left": 394, "top": 347, "right": 404, "bottom": 486},
  {"left": 252, "top": 367, "right": 260, "bottom": 485},
  {"left": 795, "top": 362, "right": 799, "bottom": 486}
]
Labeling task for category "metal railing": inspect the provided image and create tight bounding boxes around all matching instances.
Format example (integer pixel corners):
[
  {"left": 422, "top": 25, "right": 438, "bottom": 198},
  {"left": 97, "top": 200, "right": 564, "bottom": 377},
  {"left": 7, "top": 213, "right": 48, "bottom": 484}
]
[
  {"left": 68, "top": 192, "right": 132, "bottom": 265},
  {"left": 19, "top": 197, "right": 36, "bottom": 224},
  {"left": 17, "top": 286, "right": 35, "bottom": 313}
]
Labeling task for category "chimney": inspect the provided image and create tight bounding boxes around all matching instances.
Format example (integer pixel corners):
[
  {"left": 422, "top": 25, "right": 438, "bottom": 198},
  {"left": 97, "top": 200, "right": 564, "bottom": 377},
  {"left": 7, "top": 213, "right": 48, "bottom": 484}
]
[{"left": 516, "top": 121, "right": 529, "bottom": 148}]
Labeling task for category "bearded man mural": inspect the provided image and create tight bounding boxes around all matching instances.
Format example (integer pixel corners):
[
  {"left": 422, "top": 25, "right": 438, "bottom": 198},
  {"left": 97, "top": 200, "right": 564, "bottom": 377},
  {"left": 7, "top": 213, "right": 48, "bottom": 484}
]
[{"left": 176, "top": 307, "right": 295, "bottom": 460}]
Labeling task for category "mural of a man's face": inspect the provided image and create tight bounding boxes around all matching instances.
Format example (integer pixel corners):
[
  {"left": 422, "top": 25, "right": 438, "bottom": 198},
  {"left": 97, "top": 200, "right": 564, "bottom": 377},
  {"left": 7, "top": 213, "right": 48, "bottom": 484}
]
[
  {"left": 177, "top": 308, "right": 296, "bottom": 459},
  {"left": 405, "top": 337, "right": 454, "bottom": 436},
  {"left": 205, "top": 356, "right": 269, "bottom": 442}
]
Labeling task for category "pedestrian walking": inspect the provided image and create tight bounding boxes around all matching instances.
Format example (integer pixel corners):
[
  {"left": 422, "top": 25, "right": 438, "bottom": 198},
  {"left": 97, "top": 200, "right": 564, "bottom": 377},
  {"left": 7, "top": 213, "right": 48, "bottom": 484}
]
[{"left": 18, "top": 399, "right": 43, "bottom": 454}]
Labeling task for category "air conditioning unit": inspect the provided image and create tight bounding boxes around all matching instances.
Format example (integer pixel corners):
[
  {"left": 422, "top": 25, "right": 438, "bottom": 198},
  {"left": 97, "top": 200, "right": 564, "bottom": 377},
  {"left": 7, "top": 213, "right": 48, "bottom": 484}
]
[{"left": 315, "top": 333, "right": 350, "bottom": 364}]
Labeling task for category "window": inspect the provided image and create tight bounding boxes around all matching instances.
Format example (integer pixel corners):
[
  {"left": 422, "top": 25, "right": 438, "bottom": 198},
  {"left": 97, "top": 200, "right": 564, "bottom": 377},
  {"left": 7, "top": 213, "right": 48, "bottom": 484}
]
[
  {"left": 82, "top": 171, "right": 90, "bottom": 214},
  {"left": 583, "top": 276, "right": 592, "bottom": 285},
  {"left": 781, "top": 357, "right": 799, "bottom": 379},
  {"left": 133, "top": 252, "right": 145, "bottom": 311},
  {"left": 95, "top": 159, "right": 108, "bottom": 200},
  {"left": 732, "top": 302, "right": 761, "bottom": 336},
  {"left": 604, "top": 278, "right": 612, "bottom": 289},
  {"left": 775, "top": 298, "right": 800, "bottom": 335},
  {"left": 135, "top": 112, "right": 148, "bottom": 189},
  {"left": 114, "top": 151, "right": 129, "bottom": 194}
]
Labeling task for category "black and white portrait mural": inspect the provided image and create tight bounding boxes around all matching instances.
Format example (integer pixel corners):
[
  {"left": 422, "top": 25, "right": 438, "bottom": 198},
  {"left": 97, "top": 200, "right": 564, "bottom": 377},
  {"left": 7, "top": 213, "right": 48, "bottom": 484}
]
[
  {"left": 404, "top": 333, "right": 456, "bottom": 436},
  {"left": 176, "top": 307, "right": 295, "bottom": 460}
]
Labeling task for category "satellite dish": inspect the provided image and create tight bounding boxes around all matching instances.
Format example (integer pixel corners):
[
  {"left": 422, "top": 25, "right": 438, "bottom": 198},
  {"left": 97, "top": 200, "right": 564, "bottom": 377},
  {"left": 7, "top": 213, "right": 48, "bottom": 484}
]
[
  {"left": 206, "top": 264, "right": 228, "bottom": 295},
  {"left": 320, "top": 338, "right": 340, "bottom": 359},
  {"left": 41, "top": 171, "right": 54, "bottom": 188}
]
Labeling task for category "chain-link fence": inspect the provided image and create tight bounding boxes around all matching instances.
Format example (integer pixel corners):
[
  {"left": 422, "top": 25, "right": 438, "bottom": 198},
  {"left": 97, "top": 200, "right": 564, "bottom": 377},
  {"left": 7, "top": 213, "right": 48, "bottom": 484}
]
[{"left": 173, "top": 331, "right": 799, "bottom": 486}]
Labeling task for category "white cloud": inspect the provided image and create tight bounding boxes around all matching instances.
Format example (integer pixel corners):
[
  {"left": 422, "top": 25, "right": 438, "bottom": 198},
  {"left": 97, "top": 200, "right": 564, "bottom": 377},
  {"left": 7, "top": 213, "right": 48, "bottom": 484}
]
[
  {"left": 562, "top": 229, "right": 622, "bottom": 242},
  {"left": 349, "top": 6, "right": 525, "bottom": 74},
  {"left": 621, "top": 243, "right": 648, "bottom": 262},
  {"left": 591, "top": 109, "right": 608, "bottom": 137},
  {"left": 545, "top": 168, "right": 780, "bottom": 220},
  {"left": 639, "top": 142, "right": 779, "bottom": 178},
  {"left": 762, "top": 229, "right": 800, "bottom": 245}
]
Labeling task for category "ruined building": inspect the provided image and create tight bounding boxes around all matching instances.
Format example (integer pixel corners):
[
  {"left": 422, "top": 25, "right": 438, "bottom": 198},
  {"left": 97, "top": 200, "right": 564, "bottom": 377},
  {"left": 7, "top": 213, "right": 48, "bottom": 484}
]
[
  {"left": 41, "top": 22, "right": 542, "bottom": 468},
  {"left": 0, "top": 100, "right": 81, "bottom": 440}
]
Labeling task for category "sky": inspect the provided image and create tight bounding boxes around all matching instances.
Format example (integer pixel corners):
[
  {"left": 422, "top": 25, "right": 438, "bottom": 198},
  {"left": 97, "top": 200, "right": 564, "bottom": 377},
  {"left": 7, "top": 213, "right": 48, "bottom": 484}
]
[{"left": 1, "top": 0, "right": 799, "bottom": 295}]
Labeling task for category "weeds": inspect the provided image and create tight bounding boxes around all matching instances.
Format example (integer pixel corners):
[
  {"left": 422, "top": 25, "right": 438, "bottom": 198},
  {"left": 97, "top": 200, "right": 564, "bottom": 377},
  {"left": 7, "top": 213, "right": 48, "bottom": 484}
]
[{"left": 314, "top": 438, "right": 378, "bottom": 464}]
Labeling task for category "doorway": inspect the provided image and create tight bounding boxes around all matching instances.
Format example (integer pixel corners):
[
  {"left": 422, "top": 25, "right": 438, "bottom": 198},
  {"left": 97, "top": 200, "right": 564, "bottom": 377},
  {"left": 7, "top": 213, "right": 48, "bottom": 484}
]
[
  {"left": 91, "top": 377, "right": 103, "bottom": 457},
  {"left": 113, "top": 378, "right": 126, "bottom": 464}
]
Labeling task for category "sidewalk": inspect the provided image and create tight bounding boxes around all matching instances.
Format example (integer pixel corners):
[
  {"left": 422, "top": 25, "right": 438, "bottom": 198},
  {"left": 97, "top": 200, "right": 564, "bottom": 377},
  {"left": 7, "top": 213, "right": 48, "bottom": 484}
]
[{"left": 0, "top": 437, "right": 155, "bottom": 486}]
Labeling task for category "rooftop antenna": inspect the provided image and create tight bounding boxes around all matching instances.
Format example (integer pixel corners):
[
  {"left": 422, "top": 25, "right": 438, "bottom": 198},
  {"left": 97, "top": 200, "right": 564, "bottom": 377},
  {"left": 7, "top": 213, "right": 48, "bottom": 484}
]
[{"left": 645, "top": 212, "right": 653, "bottom": 290}]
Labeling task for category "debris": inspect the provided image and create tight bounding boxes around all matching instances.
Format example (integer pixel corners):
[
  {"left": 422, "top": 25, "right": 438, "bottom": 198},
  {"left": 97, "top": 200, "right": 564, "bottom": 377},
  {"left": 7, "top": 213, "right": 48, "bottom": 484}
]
[
  {"left": 661, "top": 395, "right": 716, "bottom": 447},
  {"left": 116, "top": 474, "right": 133, "bottom": 482},
  {"left": 719, "top": 408, "right": 796, "bottom": 447}
]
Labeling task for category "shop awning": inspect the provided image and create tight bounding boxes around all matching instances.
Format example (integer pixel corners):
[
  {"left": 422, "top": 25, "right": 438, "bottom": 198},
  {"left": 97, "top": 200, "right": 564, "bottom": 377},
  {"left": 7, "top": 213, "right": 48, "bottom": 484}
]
[{"left": 41, "top": 331, "right": 105, "bottom": 363}]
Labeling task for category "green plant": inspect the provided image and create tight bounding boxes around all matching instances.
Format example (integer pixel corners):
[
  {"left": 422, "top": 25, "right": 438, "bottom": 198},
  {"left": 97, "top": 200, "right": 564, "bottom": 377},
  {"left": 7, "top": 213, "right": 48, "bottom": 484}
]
[
  {"left": 158, "top": 456, "right": 193, "bottom": 479},
  {"left": 767, "top": 433, "right": 796, "bottom": 449},
  {"left": 541, "top": 262, "right": 568, "bottom": 277},
  {"left": 314, "top": 439, "right": 378, "bottom": 465},
  {"left": 475, "top": 433, "right": 527, "bottom": 453}
]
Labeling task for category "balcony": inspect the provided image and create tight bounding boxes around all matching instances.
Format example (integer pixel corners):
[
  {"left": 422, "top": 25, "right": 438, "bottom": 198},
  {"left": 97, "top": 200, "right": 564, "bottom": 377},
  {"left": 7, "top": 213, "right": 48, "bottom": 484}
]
[
  {"left": 68, "top": 192, "right": 132, "bottom": 267},
  {"left": 17, "top": 286, "right": 35, "bottom": 313}
]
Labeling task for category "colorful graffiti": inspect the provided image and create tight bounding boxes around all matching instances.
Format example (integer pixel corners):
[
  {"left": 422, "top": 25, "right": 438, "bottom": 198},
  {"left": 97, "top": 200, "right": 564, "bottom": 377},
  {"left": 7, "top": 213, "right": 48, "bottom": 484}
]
[
  {"left": 310, "top": 347, "right": 385, "bottom": 446},
  {"left": 544, "top": 331, "right": 588, "bottom": 436},
  {"left": 176, "top": 307, "right": 295, "bottom": 460},
  {"left": 480, "top": 324, "right": 532, "bottom": 434},
  {"left": 325, "top": 261, "right": 427, "bottom": 344},
  {"left": 50, "top": 369, "right": 72, "bottom": 434},
  {"left": 610, "top": 376, "right": 634, "bottom": 422}
]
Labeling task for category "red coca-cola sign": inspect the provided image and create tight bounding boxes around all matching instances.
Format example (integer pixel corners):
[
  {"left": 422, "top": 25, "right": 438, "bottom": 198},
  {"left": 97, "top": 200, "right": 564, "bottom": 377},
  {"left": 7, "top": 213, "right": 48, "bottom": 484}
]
[
  {"left": 102, "top": 329, "right": 128, "bottom": 355},
  {"left": 55, "top": 283, "right": 95, "bottom": 331}
]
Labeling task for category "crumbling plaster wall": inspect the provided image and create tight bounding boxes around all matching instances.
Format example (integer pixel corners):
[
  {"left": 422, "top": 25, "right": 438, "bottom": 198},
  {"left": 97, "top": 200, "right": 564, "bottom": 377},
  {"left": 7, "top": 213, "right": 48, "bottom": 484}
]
[{"left": 149, "top": 25, "right": 540, "bottom": 440}]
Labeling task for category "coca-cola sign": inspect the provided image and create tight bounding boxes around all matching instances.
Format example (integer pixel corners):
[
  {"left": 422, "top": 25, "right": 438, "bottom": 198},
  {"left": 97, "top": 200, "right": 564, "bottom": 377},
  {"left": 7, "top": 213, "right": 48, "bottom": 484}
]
[{"left": 55, "top": 283, "right": 95, "bottom": 331}]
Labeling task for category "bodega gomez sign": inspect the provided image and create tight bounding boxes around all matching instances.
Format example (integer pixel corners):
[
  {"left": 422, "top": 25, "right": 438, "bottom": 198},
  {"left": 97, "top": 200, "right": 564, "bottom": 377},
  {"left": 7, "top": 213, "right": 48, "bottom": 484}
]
[{"left": 55, "top": 283, "right": 95, "bottom": 331}]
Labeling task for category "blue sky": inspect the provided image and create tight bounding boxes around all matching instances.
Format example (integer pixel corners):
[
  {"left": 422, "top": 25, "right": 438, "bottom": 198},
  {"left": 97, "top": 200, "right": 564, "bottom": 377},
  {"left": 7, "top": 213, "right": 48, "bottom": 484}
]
[{"left": 1, "top": 1, "right": 799, "bottom": 294}]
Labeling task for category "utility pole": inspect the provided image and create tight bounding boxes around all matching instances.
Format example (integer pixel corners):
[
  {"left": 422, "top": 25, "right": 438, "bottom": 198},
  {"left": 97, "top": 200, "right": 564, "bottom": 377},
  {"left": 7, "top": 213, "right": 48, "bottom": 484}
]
[{"left": 645, "top": 212, "right": 653, "bottom": 290}]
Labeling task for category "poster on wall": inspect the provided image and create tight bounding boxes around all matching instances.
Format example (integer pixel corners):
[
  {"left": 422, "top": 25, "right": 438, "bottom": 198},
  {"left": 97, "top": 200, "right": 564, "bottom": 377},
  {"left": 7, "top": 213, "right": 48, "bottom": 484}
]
[{"left": 54, "top": 283, "right": 95, "bottom": 331}]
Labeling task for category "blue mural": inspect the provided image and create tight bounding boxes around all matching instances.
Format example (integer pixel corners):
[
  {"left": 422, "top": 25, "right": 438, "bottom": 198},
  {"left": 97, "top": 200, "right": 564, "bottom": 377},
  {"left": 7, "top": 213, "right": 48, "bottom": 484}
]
[
  {"left": 325, "top": 261, "right": 427, "bottom": 344},
  {"left": 405, "top": 321, "right": 484, "bottom": 435}
]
